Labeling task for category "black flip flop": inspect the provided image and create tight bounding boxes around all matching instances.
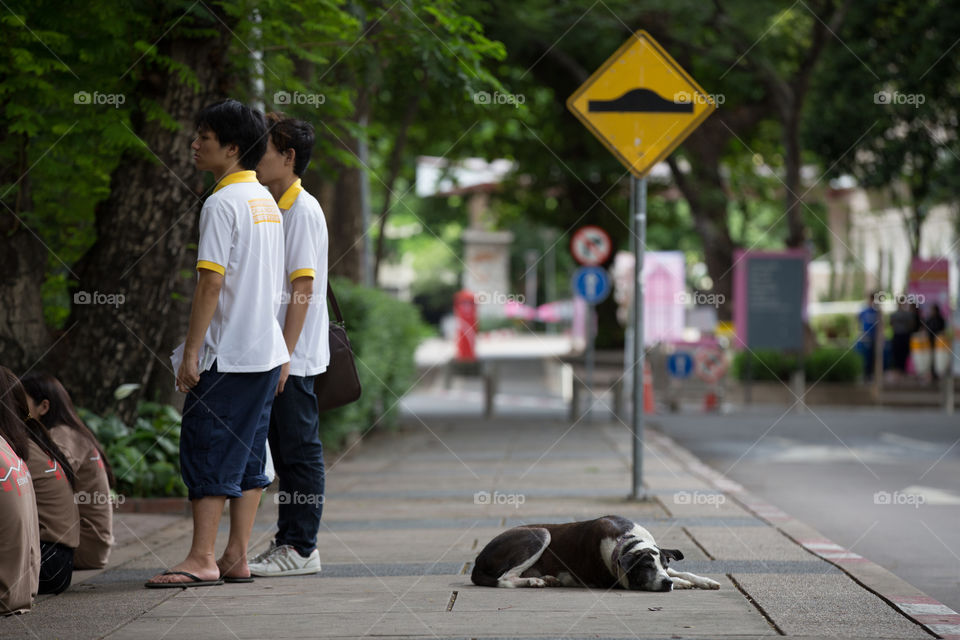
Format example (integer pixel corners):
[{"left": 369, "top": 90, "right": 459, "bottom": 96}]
[
  {"left": 144, "top": 570, "right": 225, "bottom": 589},
  {"left": 222, "top": 576, "right": 254, "bottom": 583}
]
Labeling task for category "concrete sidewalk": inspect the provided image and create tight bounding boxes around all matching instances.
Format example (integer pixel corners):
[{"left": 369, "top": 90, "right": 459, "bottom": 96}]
[{"left": 2, "top": 413, "right": 955, "bottom": 639}]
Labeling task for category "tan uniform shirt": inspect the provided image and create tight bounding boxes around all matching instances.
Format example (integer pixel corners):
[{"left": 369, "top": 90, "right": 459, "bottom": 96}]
[
  {"left": 25, "top": 439, "right": 80, "bottom": 549},
  {"left": 0, "top": 435, "right": 40, "bottom": 614},
  {"left": 49, "top": 426, "right": 113, "bottom": 569}
]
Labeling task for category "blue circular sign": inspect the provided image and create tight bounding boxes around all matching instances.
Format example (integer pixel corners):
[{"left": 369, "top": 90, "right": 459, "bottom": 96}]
[
  {"left": 667, "top": 352, "right": 694, "bottom": 379},
  {"left": 572, "top": 266, "right": 611, "bottom": 304}
]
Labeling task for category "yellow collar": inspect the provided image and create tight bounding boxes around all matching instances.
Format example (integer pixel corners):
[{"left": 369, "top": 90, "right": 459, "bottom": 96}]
[
  {"left": 277, "top": 178, "right": 303, "bottom": 210},
  {"left": 213, "top": 170, "right": 258, "bottom": 194}
]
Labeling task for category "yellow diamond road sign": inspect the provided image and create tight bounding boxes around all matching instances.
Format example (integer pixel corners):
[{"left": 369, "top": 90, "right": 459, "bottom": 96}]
[{"left": 567, "top": 30, "right": 717, "bottom": 178}]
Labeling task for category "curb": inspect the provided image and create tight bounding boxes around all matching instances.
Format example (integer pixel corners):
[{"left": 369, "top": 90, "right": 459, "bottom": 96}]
[{"left": 648, "top": 427, "right": 960, "bottom": 640}]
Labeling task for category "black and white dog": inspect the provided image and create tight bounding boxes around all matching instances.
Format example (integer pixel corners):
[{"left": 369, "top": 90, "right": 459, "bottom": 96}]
[{"left": 471, "top": 515, "right": 720, "bottom": 591}]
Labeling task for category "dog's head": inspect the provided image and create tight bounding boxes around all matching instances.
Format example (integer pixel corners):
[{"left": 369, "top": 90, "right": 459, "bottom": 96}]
[{"left": 617, "top": 543, "right": 683, "bottom": 592}]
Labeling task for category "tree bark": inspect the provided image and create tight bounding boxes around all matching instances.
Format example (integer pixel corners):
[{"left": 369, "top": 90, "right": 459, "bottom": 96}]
[
  {"left": 53, "top": 12, "right": 234, "bottom": 421},
  {"left": 0, "top": 133, "right": 50, "bottom": 373}
]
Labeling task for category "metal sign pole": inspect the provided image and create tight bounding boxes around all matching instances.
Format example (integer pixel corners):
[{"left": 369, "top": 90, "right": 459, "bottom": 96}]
[
  {"left": 585, "top": 304, "right": 596, "bottom": 423},
  {"left": 632, "top": 176, "right": 647, "bottom": 500}
]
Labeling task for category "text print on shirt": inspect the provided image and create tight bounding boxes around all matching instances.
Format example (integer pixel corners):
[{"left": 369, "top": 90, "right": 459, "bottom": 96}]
[{"left": 249, "top": 198, "right": 282, "bottom": 225}]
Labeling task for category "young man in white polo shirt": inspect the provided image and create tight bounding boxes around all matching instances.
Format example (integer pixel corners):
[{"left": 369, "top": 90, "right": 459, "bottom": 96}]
[
  {"left": 146, "top": 100, "right": 289, "bottom": 588},
  {"left": 247, "top": 113, "right": 329, "bottom": 576}
]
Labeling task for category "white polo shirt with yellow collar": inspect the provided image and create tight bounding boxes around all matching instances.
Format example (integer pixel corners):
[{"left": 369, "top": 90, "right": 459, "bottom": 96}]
[
  {"left": 194, "top": 170, "right": 289, "bottom": 373},
  {"left": 276, "top": 178, "right": 330, "bottom": 377}
]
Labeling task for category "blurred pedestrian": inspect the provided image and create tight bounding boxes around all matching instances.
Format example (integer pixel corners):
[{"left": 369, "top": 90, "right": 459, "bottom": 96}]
[
  {"left": 857, "top": 293, "right": 880, "bottom": 380},
  {"left": 21, "top": 373, "right": 115, "bottom": 570},
  {"left": 924, "top": 304, "right": 946, "bottom": 380},
  {"left": 889, "top": 300, "right": 916, "bottom": 377}
]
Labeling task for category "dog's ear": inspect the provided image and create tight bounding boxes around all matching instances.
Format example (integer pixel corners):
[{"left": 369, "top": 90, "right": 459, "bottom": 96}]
[
  {"left": 618, "top": 551, "right": 639, "bottom": 572},
  {"left": 659, "top": 548, "right": 684, "bottom": 564}
]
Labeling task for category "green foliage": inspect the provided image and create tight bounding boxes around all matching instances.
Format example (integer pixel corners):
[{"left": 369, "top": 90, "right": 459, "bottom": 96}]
[
  {"left": 810, "top": 313, "right": 858, "bottom": 347},
  {"left": 732, "top": 347, "right": 862, "bottom": 383},
  {"left": 804, "top": 347, "right": 862, "bottom": 383},
  {"left": 317, "top": 278, "right": 429, "bottom": 449},
  {"left": 79, "top": 402, "right": 186, "bottom": 499},
  {"left": 731, "top": 349, "right": 798, "bottom": 382}
]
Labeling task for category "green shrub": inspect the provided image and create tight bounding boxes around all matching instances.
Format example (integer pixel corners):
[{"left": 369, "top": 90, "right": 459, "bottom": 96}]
[
  {"left": 318, "top": 278, "right": 429, "bottom": 449},
  {"left": 804, "top": 347, "right": 862, "bottom": 382},
  {"left": 80, "top": 401, "right": 187, "bottom": 498},
  {"left": 810, "top": 313, "right": 858, "bottom": 346},
  {"left": 732, "top": 347, "right": 862, "bottom": 383},
  {"left": 731, "top": 349, "right": 797, "bottom": 381}
]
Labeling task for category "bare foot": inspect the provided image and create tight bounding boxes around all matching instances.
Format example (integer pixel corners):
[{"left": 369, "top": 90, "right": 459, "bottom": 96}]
[
  {"left": 216, "top": 552, "right": 249, "bottom": 579},
  {"left": 147, "top": 559, "right": 220, "bottom": 585}
]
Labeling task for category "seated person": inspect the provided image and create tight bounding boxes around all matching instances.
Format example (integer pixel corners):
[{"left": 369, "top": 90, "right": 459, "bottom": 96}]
[
  {"left": 0, "top": 375, "right": 40, "bottom": 615},
  {"left": 22, "top": 373, "right": 115, "bottom": 569},
  {"left": 0, "top": 367, "right": 80, "bottom": 595}
]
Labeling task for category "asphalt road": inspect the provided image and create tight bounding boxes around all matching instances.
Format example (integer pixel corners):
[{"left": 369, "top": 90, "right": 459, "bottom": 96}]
[{"left": 652, "top": 405, "right": 960, "bottom": 611}]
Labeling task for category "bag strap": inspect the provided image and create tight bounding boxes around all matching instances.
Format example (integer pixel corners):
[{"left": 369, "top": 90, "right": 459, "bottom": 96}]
[{"left": 327, "top": 282, "right": 344, "bottom": 324}]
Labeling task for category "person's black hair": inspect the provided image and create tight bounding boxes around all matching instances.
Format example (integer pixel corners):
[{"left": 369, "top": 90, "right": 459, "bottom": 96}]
[
  {"left": 0, "top": 366, "right": 31, "bottom": 460},
  {"left": 21, "top": 372, "right": 115, "bottom": 488},
  {"left": 195, "top": 99, "right": 268, "bottom": 170},
  {"left": 265, "top": 112, "right": 315, "bottom": 176},
  {"left": 0, "top": 367, "right": 76, "bottom": 489}
]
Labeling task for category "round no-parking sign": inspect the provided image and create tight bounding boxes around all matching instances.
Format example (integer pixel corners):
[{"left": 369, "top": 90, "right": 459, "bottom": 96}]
[
  {"left": 694, "top": 347, "right": 728, "bottom": 383},
  {"left": 570, "top": 226, "right": 612, "bottom": 266}
]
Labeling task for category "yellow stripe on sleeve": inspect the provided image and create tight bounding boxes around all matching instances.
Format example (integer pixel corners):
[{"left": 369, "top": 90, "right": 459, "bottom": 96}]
[
  {"left": 196, "top": 260, "right": 226, "bottom": 275},
  {"left": 289, "top": 268, "right": 316, "bottom": 282}
]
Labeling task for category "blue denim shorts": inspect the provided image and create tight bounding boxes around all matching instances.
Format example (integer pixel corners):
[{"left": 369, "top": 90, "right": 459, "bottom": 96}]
[{"left": 179, "top": 361, "right": 281, "bottom": 499}]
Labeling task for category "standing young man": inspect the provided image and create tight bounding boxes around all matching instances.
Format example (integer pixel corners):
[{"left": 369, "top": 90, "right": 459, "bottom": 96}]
[
  {"left": 248, "top": 113, "right": 329, "bottom": 576},
  {"left": 146, "top": 99, "right": 289, "bottom": 587}
]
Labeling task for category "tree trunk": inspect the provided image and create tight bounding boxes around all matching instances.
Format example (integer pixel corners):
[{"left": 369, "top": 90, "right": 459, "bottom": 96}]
[
  {"left": 316, "top": 87, "right": 371, "bottom": 285},
  {"left": 0, "top": 133, "right": 49, "bottom": 373},
  {"left": 783, "top": 111, "right": 806, "bottom": 248},
  {"left": 54, "top": 14, "right": 234, "bottom": 421}
]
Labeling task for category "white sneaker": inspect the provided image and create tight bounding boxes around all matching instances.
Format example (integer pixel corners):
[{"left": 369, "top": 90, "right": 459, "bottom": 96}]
[
  {"left": 249, "top": 540, "right": 277, "bottom": 564},
  {"left": 248, "top": 544, "right": 321, "bottom": 577}
]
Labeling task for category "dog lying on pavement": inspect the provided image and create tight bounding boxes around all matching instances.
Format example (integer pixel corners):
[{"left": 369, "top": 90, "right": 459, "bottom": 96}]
[{"left": 471, "top": 515, "right": 720, "bottom": 591}]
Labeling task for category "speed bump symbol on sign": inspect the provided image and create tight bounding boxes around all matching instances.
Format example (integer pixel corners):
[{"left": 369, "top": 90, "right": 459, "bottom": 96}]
[{"left": 567, "top": 30, "right": 717, "bottom": 178}]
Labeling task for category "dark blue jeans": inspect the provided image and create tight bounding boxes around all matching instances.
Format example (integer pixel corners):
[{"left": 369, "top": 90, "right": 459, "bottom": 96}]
[{"left": 268, "top": 374, "right": 325, "bottom": 557}]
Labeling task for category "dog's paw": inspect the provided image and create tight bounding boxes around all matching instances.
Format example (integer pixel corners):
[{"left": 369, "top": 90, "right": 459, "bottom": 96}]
[
  {"left": 671, "top": 578, "right": 694, "bottom": 589},
  {"left": 527, "top": 577, "right": 548, "bottom": 588},
  {"left": 541, "top": 576, "right": 562, "bottom": 587},
  {"left": 696, "top": 577, "right": 721, "bottom": 590}
]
